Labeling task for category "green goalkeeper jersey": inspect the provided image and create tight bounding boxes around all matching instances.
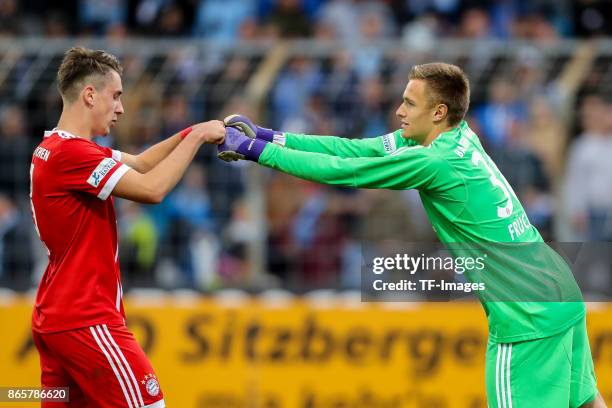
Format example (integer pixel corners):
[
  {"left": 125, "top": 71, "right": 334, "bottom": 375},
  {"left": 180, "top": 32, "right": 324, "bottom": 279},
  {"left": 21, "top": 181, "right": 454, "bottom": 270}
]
[{"left": 259, "top": 120, "right": 585, "bottom": 343}]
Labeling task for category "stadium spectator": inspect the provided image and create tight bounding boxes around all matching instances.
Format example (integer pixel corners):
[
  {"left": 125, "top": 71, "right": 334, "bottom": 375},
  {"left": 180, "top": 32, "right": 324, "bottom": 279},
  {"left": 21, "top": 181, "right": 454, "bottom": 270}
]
[
  {"left": 131, "top": 0, "right": 165, "bottom": 35},
  {"left": 564, "top": 94, "right": 612, "bottom": 241},
  {"left": 299, "top": 92, "right": 335, "bottom": 135},
  {"left": 0, "top": 192, "right": 33, "bottom": 290},
  {"left": 78, "top": 0, "right": 127, "bottom": 35},
  {"left": 118, "top": 199, "right": 159, "bottom": 287},
  {"left": 0, "top": 0, "right": 20, "bottom": 36},
  {"left": 315, "top": 0, "right": 360, "bottom": 42},
  {"left": 458, "top": 7, "right": 491, "bottom": 39},
  {"left": 166, "top": 163, "right": 217, "bottom": 284},
  {"left": 0, "top": 104, "right": 31, "bottom": 201},
  {"left": 155, "top": 3, "right": 189, "bottom": 37},
  {"left": 161, "top": 93, "right": 193, "bottom": 136},
  {"left": 264, "top": 173, "right": 304, "bottom": 284},
  {"left": 474, "top": 77, "right": 528, "bottom": 149},
  {"left": 272, "top": 57, "right": 323, "bottom": 129},
  {"left": 390, "top": 0, "right": 461, "bottom": 27},
  {"left": 203, "top": 56, "right": 252, "bottom": 119},
  {"left": 352, "top": 10, "right": 387, "bottom": 79},
  {"left": 266, "top": 0, "right": 312, "bottom": 38},
  {"left": 193, "top": 0, "right": 256, "bottom": 40},
  {"left": 400, "top": 13, "right": 440, "bottom": 52},
  {"left": 353, "top": 75, "right": 388, "bottom": 137},
  {"left": 523, "top": 95, "right": 566, "bottom": 180},
  {"left": 290, "top": 186, "right": 348, "bottom": 288},
  {"left": 321, "top": 51, "right": 361, "bottom": 134}
]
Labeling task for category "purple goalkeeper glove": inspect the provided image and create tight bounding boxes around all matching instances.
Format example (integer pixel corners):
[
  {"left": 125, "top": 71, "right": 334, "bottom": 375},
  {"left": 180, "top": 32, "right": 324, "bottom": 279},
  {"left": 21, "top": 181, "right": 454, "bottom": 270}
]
[
  {"left": 217, "top": 126, "right": 267, "bottom": 162},
  {"left": 223, "top": 114, "right": 283, "bottom": 143}
]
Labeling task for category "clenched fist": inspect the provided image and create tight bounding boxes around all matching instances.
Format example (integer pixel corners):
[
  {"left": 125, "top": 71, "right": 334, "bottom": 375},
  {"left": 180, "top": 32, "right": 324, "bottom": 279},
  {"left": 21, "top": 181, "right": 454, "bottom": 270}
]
[{"left": 188, "top": 120, "right": 225, "bottom": 145}]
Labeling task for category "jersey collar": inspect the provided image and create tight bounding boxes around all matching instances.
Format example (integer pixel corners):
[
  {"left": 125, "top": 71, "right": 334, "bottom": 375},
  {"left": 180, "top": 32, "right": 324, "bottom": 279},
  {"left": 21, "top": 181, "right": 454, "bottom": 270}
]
[{"left": 44, "top": 128, "right": 81, "bottom": 139}]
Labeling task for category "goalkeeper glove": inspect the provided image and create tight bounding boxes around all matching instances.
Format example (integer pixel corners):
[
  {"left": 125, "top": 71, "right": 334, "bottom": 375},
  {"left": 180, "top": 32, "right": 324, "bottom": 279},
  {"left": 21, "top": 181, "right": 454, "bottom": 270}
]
[
  {"left": 224, "top": 114, "right": 284, "bottom": 144},
  {"left": 217, "top": 127, "right": 267, "bottom": 162}
]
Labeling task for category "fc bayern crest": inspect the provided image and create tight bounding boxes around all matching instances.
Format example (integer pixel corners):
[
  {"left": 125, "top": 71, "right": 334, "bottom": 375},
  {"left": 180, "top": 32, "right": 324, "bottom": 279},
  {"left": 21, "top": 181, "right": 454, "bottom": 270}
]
[{"left": 141, "top": 373, "right": 160, "bottom": 397}]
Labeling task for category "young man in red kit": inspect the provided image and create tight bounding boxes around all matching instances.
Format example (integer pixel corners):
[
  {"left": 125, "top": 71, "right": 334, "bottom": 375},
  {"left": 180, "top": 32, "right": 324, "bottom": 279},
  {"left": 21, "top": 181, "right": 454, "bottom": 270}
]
[{"left": 29, "top": 47, "right": 225, "bottom": 407}]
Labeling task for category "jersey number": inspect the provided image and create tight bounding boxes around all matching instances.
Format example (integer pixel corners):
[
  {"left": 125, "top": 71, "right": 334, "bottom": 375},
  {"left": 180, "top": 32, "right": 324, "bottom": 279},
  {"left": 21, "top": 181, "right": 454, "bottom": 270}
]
[{"left": 471, "top": 151, "right": 515, "bottom": 218}]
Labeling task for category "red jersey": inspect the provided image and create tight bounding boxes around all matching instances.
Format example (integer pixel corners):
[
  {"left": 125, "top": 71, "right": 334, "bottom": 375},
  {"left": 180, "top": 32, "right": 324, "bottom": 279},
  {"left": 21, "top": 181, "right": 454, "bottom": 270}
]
[{"left": 30, "top": 129, "right": 131, "bottom": 333}]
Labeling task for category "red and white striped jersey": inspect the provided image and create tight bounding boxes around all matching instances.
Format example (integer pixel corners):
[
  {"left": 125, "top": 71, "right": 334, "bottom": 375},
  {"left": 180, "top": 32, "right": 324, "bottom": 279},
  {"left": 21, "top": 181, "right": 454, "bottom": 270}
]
[{"left": 30, "top": 129, "right": 131, "bottom": 333}]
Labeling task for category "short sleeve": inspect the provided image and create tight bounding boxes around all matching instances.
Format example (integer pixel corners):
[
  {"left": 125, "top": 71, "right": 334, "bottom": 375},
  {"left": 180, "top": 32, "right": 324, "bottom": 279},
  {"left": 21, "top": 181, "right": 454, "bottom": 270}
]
[{"left": 55, "top": 139, "right": 131, "bottom": 200}]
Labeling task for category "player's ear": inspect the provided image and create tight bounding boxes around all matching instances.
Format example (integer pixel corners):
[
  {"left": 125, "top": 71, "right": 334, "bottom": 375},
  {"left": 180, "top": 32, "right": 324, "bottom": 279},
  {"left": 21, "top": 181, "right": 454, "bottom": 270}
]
[
  {"left": 433, "top": 103, "right": 448, "bottom": 123},
  {"left": 82, "top": 85, "right": 96, "bottom": 108}
]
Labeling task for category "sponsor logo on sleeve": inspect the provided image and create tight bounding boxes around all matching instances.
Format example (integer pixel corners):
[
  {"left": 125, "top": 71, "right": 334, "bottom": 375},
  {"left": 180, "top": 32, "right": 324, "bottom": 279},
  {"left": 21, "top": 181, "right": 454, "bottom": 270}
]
[
  {"left": 382, "top": 132, "right": 397, "bottom": 154},
  {"left": 87, "top": 158, "right": 117, "bottom": 188}
]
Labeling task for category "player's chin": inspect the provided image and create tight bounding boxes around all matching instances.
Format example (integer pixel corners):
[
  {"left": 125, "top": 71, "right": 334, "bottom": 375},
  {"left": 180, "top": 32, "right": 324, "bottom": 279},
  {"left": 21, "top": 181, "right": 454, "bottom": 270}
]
[{"left": 104, "top": 121, "right": 116, "bottom": 133}]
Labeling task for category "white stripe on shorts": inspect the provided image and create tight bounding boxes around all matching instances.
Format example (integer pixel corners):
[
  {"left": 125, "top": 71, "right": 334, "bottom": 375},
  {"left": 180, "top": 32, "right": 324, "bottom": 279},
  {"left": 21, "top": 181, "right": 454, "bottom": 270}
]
[
  {"left": 96, "top": 325, "right": 144, "bottom": 407},
  {"left": 102, "top": 324, "right": 145, "bottom": 407},
  {"left": 506, "top": 344, "right": 513, "bottom": 408},
  {"left": 496, "top": 344, "right": 502, "bottom": 408},
  {"left": 495, "top": 344, "right": 513, "bottom": 408},
  {"left": 95, "top": 325, "right": 141, "bottom": 407},
  {"left": 90, "top": 326, "right": 134, "bottom": 408}
]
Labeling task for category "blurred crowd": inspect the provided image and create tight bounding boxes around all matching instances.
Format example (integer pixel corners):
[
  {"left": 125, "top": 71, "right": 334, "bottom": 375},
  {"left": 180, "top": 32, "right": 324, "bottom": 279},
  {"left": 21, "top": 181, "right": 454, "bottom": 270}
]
[
  {"left": 0, "top": 0, "right": 611, "bottom": 295},
  {"left": 1, "top": 0, "right": 612, "bottom": 39}
]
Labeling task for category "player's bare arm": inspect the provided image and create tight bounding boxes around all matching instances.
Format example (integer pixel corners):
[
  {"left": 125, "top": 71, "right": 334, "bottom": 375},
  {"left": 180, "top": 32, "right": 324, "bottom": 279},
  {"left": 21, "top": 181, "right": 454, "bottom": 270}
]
[
  {"left": 112, "top": 120, "right": 225, "bottom": 203},
  {"left": 119, "top": 125, "right": 218, "bottom": 173}
]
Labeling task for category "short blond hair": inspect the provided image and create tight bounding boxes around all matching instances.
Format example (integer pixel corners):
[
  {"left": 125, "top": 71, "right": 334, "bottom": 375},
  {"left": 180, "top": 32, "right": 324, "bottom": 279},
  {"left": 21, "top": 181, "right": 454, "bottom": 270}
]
[
  {"left": 409, "top": 62, "right": 470, "bottom": 126},
  {"left": 57, "top": 46, "right": 123, "bottom": 103}
]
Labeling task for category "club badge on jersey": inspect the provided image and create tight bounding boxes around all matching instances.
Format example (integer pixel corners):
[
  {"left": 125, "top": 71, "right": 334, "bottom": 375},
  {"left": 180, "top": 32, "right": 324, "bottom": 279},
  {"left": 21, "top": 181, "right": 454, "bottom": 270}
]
[{"left": 142, "top": 373, "right": 160, "bottom": 397}]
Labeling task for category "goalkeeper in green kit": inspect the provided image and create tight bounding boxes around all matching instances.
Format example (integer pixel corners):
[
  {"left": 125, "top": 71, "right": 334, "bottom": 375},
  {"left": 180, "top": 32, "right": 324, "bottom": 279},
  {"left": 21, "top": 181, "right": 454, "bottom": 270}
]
[{"left": 218, "top": 63, "right": 607, "bottom": 407}]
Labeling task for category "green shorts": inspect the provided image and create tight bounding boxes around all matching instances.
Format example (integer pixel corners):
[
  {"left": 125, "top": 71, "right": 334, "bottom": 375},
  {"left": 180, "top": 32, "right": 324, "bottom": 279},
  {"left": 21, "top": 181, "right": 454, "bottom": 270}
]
[{"left": 485, "top": 316, "right": 598, "bottom": 407}]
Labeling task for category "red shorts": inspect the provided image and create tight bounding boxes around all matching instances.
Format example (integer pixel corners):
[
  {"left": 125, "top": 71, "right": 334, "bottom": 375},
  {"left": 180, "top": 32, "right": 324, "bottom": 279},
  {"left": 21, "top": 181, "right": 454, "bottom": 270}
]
[{"left": 33, "top": 324, "right": 164, "bottom": 408}]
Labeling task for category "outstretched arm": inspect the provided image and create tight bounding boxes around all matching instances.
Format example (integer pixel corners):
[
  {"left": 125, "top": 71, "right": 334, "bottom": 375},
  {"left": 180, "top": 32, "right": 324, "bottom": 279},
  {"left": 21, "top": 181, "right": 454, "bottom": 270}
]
[
  {"left": 224, "top": 114, "right": 417, "bottom": 158},
  {"left": 112, "top": 121, "right": 225, "bottom": 203},
  {"left": 283, "top": 129, "right": 417, "bottom": 158},
  {"left": 258, "top": 142, "right": 439, "bottom": 190},
  {"left": 119, "top": 127, "right": 193, "bottom": 173}
]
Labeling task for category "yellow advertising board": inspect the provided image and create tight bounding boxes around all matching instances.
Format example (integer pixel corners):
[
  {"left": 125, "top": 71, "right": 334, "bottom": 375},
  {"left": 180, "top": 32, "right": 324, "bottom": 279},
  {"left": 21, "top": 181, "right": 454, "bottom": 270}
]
[{"left": 1, "top": 296, "right": 612, "bottom": 407}]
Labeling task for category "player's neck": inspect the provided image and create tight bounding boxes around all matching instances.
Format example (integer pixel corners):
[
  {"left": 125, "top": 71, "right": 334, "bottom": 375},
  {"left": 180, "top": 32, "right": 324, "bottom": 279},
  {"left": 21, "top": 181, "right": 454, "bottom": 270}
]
[
  {"left": 422, "top": 123, "right": 455, "bottom": 146},
  {"left": 56, "top": 107, "right": 95, "bottom": 141}
]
